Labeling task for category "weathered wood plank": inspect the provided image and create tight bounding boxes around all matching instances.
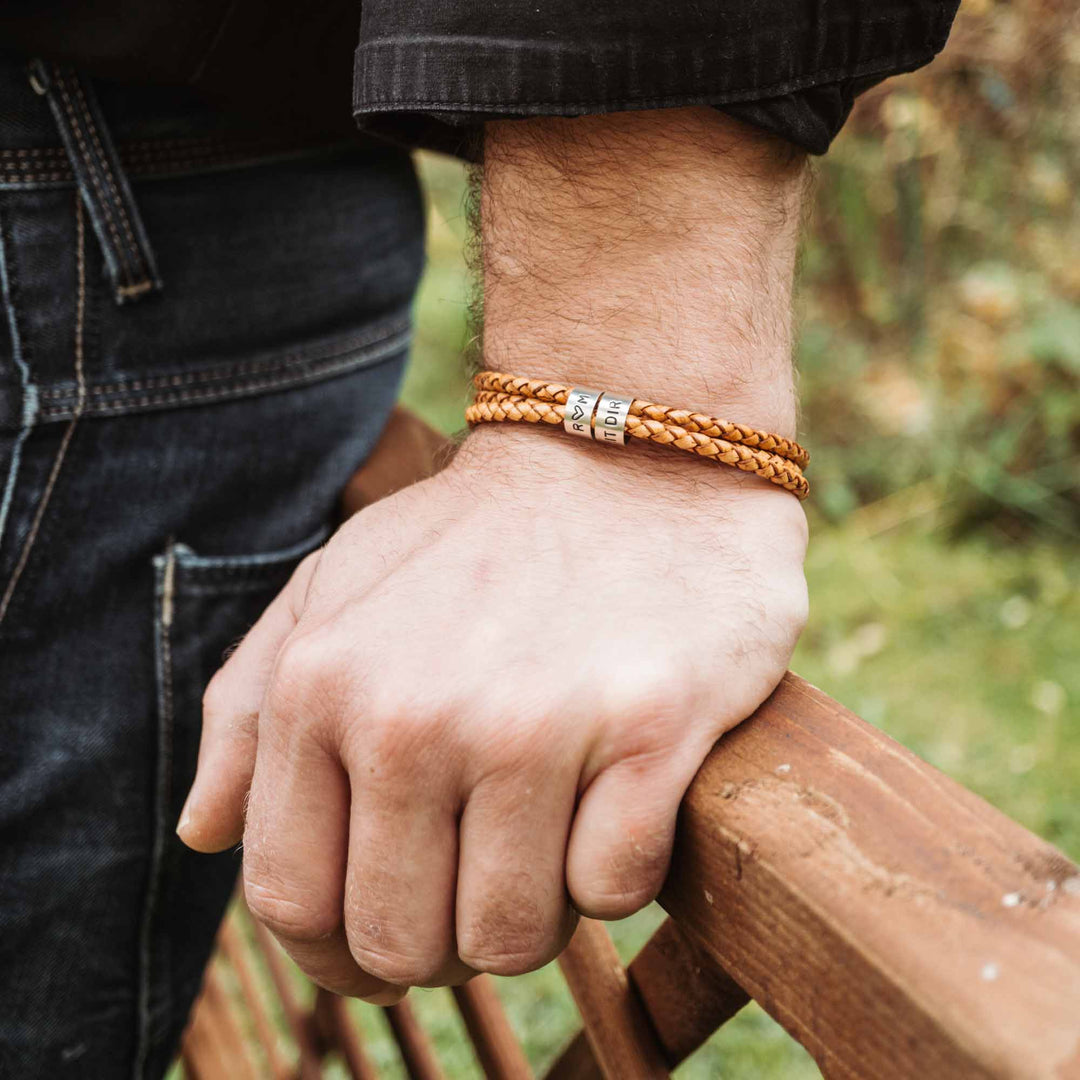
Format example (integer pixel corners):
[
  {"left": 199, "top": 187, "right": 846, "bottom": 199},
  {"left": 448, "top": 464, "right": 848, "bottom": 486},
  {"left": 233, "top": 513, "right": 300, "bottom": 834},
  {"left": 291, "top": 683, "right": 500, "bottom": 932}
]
[
  {"left": 181, "top": 965, "right": 259, "bottom": 1080},
  {"left": 452, "top": 976, "right": 533, "bottom": 1079},
  {"left": 661, "top": 672, "right": 1080, "bottom": 1080},
  {"left": 314, "top": 990, "right": 380, "bottom": 1080},
  {"left": 546, "top": 918, "right": 749, "bottom": 1078},
  {"left": 250, "top": 920, "right": 324, "bottom": 1080},
  {"left": 557, "top": 919, "right": 669, "bottom": 1079},
  {"left": 627, "top": 917, "right": 750, "bottom": 1064},
  {"left": 219, "top": 917, "right": 291, "bottom": 1080},
  {"left": 384, "top": 998, "right": 446, "bottom": 1080}
]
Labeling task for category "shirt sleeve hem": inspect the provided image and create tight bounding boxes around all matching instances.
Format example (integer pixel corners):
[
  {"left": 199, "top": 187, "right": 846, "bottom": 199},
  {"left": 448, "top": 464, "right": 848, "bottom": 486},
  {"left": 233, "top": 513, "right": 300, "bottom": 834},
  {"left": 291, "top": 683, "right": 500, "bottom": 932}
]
[
  {"left": 352, "top": 32, "right": 949, "bottom": 156},
  {"left": 352, "top": 38, "right": 945, "bottom": 118}
]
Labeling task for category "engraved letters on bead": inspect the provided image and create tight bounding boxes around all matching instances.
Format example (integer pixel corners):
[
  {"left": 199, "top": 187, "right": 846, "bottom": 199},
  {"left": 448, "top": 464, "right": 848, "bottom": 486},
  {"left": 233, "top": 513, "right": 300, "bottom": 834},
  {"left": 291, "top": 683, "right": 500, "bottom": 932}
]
[
  {"left": 563, "top": 387, "right": 602, "bottom": 439},
  {"left": 594, "top": 393, "right": 632, "bottom": 446}
]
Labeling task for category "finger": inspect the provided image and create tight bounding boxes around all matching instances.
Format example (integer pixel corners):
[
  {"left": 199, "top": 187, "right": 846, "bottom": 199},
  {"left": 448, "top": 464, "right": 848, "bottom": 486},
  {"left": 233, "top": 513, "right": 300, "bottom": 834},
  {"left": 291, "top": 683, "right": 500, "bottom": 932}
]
[
  {"left": 243, "top": 665, "right": 402, "bottom": 1002},
  {"left": 456, "top": 766, "right": 578, "bottom": 975},
  {"left": 565, "top": 748, "right": 702, "bottom": 920},
  {"left": 342, "top": 727, "right": 471, "bottom": 988},
  {"left": 178, "top": 550, "right": 320, "bottom": 852}
]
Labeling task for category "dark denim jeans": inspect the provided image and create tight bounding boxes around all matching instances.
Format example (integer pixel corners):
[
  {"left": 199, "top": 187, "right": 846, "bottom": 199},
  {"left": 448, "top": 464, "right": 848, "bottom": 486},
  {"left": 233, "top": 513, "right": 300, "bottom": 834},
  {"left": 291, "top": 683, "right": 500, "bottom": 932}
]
[{"left": 0, "top": 60, "right": 425, "bottom": 1078}]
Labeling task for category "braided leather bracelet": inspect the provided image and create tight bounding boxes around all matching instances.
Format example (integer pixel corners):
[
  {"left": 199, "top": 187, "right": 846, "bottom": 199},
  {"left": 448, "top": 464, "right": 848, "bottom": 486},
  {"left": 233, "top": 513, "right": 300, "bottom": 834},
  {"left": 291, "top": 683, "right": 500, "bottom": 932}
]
[{"left": 466, "top": 372, "right": 810, "bottom": 499}]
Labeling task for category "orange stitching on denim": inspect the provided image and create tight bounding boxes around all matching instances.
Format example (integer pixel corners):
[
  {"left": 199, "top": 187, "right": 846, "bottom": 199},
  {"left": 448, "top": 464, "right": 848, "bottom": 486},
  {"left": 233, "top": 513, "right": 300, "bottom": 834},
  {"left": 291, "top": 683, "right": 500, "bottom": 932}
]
[
  {"left": 37, "top": 336, "right": 409, "bottom": 421},
  {"left": 0, "top": 171, "right": 72, "bottom": 183},
  {"left": 35, "top": 316, "right": 411, "bottom": 400},
  {"left": 0, "top": 147, "right": 68, "bottom": 159}
]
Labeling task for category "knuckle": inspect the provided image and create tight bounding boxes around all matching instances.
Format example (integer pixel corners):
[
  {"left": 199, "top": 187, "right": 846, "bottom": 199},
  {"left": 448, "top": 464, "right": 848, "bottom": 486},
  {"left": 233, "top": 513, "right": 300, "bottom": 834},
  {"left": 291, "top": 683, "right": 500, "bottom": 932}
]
[
  {"left": 358, "top": 707, "right": 456, "bottom": 781},
  {"left": 346, "top": 940, "right": 442, "bottom": 987},
  {"left": 302, "top": 964, "right": 403, "bottom": 1002},
  {"left": 201, "top": 671, "right": 233, "bottom": 725},
  {"left": 572, "top": 832, "right": 671, "bottom": 920},
  {"left": 457, "top": 889, "right": 563, "bottom": 976},
  {"left": 573, "top": 879, "right": 660, "bottom": 921},
  {"left": 267, "top": 630, "right": 345, "bottom": 720},
  {"left": 272, "top": 631, "right": 329, "bottom": 693},
  {"left": 597, "top": 651, "right": 691, "bottom": 727},
  {"left": 244, "top": 876, "right": 339, "bottom": 944},
  {"left": 782, "top": 576, "right": 810, "bottom": 636},
  {"left": 457, "top": 944, "right": 553, "bottom": 978}
]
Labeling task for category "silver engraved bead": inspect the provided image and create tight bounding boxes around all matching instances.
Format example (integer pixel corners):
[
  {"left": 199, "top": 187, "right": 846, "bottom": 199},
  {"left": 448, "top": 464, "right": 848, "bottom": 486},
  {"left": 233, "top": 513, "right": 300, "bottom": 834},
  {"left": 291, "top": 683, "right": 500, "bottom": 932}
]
[
  {"left": 594, "top": 392, "right": 632, "bottom": 446},
  {"left": 563, "top": 386, "right": 602, "bottom": 439}
]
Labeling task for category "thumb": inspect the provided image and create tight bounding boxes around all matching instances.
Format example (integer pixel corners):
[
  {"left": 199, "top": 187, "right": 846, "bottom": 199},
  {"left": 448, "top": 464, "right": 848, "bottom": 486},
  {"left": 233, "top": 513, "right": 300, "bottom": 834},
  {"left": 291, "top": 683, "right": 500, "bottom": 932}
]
[{"left": 177, "top": 550, "right": 321, "bottom": 853}]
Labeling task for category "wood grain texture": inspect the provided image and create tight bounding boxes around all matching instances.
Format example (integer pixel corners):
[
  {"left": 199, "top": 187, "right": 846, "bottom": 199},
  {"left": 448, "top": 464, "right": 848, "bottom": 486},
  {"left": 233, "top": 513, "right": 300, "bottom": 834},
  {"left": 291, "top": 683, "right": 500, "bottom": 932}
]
[
  {"left": 180, "top": 965, "right": 258, "bottom": 1080},
  {"left": 626, "top": 918, "right": 750, "bottom": 1064},
  {"left": 314, "top": 990, "right": 380, "bottom": 1080},
  {"left": 250, "top": 920, "right": 324, "bottom": 1080},
  {"left": 546, "top": 918, "right": 749, "bottom": 1079},
  {"left": 384, "top": 998, "right": 446, "bottom": 1080},
  {"left": 660, "top": 672, "right": 1080, "bottom": 1080},
  {"left": 557, "top": 919, "right": 669, "bottom": 1079},
  {"left": 452, "top": 976, "right": 533, "bottom": 1080},
  {"left": 218, "top": 918, "right": 290, "bottom": 1080}
]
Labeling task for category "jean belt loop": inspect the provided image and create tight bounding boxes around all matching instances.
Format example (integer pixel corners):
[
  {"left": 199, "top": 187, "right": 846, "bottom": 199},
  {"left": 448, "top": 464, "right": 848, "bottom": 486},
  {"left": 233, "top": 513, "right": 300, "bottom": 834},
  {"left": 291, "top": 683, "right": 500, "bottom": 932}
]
[{"left": 28, "top": 59, "right": 163, "bottom": 306}]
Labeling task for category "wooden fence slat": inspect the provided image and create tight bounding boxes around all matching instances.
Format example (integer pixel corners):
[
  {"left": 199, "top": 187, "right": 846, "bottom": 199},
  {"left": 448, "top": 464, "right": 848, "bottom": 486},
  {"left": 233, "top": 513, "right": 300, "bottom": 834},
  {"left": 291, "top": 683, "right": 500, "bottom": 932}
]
[
  {"left": 384, "top": 998, "right": 447, "bottom": 1080},
  {"left": 545, "top": 918, "right": 749, "bottom": 1078},
  {"left": 181, "top": 965, "right": 259, "bottom": 1080},
  {"left": 660, "top": 672, "right": 1080, "bottom": 1080},
  {"left": 250, "top": 919, "right": 324, "bottom": 1080},
  {"left": 314, "top": 989, "right": 381, "bottom": 1080},
  {"left": 452, "top": 977, "right": 533, "bottom": 1079},
  {"left": 218, "top": 917, "right": 291, "bottom": 1080},
  {"left": 556, "top": 919, "right": 668, "bottom": 1080},
  {"left": 543, "top": 1031, "right": 598, "bottom": 1080}
]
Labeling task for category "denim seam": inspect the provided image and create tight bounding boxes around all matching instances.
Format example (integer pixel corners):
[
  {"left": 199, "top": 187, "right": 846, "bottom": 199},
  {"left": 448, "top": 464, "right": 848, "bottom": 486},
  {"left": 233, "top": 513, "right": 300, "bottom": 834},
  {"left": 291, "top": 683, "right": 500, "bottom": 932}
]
[
  {"left": 173, "top": 524, "right": 330, "bottom": 572},
  {"left": 36, "top": 326, "right": 412, "bottom": 423},
  {"left": 0, "top": 147, "right": 68, "bottom": 158},
  {"left": 1, "top": 141, "right": 354, "bottom": 189},
  {"left": 38, "top": 314, "right": 411, "bottom": 399},
  {"left": 0, "top": 204, "right": 39, "bottom": 605},
  {"left": 0, "top": 173, "right": 72, "bottom": 186},
  {"left": 50, "top": 66, "right": 142, "bottom": 290},
  {"left": 66, "top": 69, "right": 151, "bottom": 292},
  {"left": 0, "top": 196, "right": 88, "bottom": 625},
  {"left": 138, "top": 544, "right": 178, "bottom": 1080}
]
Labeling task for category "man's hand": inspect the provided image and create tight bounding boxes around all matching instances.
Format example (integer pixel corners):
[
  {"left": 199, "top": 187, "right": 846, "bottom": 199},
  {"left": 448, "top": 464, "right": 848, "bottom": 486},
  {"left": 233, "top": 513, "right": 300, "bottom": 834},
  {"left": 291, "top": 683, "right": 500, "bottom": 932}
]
[{"left": 178, "top": 106, "right": 810, "bottom": 999}]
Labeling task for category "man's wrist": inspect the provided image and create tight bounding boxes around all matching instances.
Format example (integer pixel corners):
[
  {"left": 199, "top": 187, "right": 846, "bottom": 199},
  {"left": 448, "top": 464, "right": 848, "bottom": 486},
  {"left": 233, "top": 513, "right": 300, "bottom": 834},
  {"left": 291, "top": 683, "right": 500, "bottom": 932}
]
[
  {"left": 456, "top": 419, "right": 803, "bottom": 512},
  {"left": 480, "top": 108, "right": 807, "bottom": 441}
]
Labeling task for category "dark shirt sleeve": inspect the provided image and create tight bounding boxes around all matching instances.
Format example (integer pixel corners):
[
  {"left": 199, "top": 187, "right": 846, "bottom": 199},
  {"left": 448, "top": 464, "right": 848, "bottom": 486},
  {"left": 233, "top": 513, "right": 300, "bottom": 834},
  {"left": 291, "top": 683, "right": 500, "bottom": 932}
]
[{"left": 352, "top": 0, "right": 959, "bottom": 156}]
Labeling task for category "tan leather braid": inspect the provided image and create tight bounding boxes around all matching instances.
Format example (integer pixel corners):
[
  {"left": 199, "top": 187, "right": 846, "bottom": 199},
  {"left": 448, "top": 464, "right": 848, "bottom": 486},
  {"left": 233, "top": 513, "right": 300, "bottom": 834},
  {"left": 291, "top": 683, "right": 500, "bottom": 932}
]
[
  {"left": 467, "top": 391, "right": 809, "bottom": 499},
  {"left": 473, "top": 370, "right": 808, "bottom": 468}
]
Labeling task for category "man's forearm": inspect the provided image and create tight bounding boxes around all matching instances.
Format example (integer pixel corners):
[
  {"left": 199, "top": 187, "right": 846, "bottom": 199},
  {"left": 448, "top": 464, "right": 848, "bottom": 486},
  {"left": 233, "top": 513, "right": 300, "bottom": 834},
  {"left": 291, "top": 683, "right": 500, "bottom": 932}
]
[
  {"left": 480, "top": 107, "right": 808, "bottom": 442},
  {"left": 185, "top": 105, "right": 811, "bottom": 1002}
]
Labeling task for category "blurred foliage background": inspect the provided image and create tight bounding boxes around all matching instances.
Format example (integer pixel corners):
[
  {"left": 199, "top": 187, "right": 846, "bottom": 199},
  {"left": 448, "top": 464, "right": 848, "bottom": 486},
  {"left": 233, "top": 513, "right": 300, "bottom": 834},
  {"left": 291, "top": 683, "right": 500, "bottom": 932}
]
[{"left": 194, "top": 3, "right": 1080, "bottom": 1077}]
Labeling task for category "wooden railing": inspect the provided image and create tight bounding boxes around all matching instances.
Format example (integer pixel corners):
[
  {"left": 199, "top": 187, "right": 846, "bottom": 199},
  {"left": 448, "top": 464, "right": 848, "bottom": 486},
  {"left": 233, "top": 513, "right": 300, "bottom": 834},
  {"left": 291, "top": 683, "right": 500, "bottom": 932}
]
[
  {"left": 180, "top": 411, "right": 1080, "bottom": 1079},
  {"left": 181, "top": 674, "right": 1080, "bottom": 1080}
]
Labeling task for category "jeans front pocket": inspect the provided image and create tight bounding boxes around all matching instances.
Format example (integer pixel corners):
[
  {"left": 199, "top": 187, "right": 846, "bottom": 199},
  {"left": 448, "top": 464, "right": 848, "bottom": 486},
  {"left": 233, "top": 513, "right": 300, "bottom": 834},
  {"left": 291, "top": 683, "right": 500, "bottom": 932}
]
[{"left": 136, "top": 524, "right": 329, "bottom": 1080}]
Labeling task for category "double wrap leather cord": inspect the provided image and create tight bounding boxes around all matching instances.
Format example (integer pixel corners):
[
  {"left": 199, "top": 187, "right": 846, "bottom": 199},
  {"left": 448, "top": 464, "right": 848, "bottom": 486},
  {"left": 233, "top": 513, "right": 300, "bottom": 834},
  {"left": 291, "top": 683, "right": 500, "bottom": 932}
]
[{"left": 466, "top": 371, "right": 810, "bottom": 499}]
